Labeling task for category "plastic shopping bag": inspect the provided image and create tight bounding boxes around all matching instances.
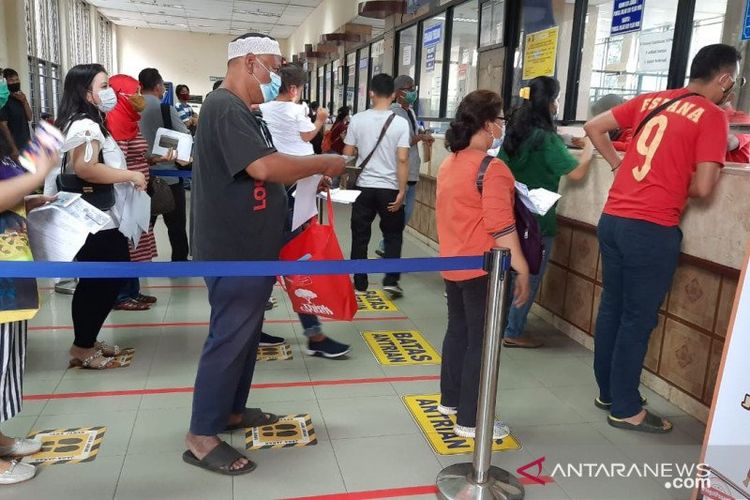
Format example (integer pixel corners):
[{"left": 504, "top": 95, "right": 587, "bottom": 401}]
[{"left": 279, "top": 193, "right": 357, "bottom": 321}]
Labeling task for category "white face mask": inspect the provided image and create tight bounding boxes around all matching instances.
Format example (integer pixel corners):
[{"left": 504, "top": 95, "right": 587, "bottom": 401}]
[{"left": 96, "top": 87, "right": 117, "bottom": 113}]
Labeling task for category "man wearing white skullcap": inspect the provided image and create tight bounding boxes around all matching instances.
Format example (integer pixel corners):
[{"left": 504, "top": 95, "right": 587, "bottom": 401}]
[{"left": 184, "top": 33, "right": 345, "bottom": 475}]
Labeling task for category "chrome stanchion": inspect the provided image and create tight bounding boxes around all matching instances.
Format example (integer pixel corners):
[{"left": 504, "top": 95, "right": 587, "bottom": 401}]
[{"left": 435, "top": 247, "right": 524, "bottom": 500}]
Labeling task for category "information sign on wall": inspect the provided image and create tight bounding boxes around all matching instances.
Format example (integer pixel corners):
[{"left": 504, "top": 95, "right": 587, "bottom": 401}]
[{"left": 610, "top": 0, "right": 644, "bottom": 36}]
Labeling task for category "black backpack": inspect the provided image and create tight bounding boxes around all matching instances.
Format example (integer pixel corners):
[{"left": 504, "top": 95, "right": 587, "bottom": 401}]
[{"left": 476, "top": 155, "right": 545, "bottom": 275}]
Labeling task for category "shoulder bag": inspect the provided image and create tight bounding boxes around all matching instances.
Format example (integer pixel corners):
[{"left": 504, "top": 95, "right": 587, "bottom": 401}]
[
  {"left": 342, "top": 113, "right": 397, "bottom": 189},
  {"left": 56, "top": 147, "right": 115, "bottom": 211}
]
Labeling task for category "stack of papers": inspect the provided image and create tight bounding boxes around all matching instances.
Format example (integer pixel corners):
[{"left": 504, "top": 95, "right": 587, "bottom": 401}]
[
  {"left": 515, "top": 182, "right": 561, "bottom": 216},
  {"left": 318, "top": 188, "right": 362, "bottom": 205},
  {"left": 152, "top": 127, "right": 193, "bottom": 162}
]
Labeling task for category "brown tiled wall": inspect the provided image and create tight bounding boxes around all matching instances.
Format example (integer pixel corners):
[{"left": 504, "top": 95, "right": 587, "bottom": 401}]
[
  {"left": 540, "top": 219, "right": 736, "bottom": 407},
  {"left": 409, "top": 176, "right": 438, "bottom": 242}
]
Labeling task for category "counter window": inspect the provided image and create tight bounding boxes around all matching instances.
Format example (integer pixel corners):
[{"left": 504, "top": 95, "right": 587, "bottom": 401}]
[
  {"left": 575, "top": 0, "right": 679, "bottom": 120},
  {"left": 446, "top": 0, "right": 480, "bottom": 118},
  {"left": 332, "top": 59, "right": 343, "bottom": 115},
  {"left": 479, "top": 0, "right": 505, "bottom": 48},
  {"left": 325, "top": 63, "right": 333, "bottom": 113},
  {"left": 357, "top": 46, "right": 370, "bottom": 112},
  {"left": 371, "top": 39, "right": 385, "bottom": 75},
  {"left": 397, "top": 25, "right": 418, "bottom": 80},
  {"left": 317, "top": 66, "right": 324, "bottom": 106},
  {"left": 419, "top": 15, "right": 446, "bottom": 117},
  {"left": 346, "top": 52, "right": 357, "bottom": 109}
]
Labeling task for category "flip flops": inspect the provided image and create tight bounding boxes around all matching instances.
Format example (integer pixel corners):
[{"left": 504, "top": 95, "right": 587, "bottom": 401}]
[
  {"left": 607, "top": 410, "right": 673, "bottom": 434},
  {"left": 224, "top": 408, "right": 280, "bottom": 431},
  {"left": 182, "top": 441, "right": 256, "bottom": 476}
]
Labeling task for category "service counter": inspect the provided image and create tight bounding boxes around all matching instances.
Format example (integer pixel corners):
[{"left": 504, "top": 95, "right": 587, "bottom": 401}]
[{"left": 407, "top": 139, "right": 750, "bottom": 422}]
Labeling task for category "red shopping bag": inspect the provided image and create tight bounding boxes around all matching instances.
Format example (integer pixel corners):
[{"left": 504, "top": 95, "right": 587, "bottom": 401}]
[{"left": 279, "top": 193, "right": 358, "bottom": 321}]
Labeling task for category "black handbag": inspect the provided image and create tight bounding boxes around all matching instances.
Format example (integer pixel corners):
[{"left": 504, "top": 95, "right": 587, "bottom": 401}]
[{"left": 56, "top": 149, "right": 116, "bottom": 210}]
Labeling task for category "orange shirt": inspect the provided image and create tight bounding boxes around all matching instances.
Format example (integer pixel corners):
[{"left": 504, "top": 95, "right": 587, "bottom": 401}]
[
  {"left": 436, "top": 149, "right": 516, "bottom": 281},
  {"left": 606, "top": 89, "right": 727, "bottom": 227}
]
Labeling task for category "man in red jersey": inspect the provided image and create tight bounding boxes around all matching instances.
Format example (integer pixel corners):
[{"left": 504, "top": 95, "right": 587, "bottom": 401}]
[{"left": 584, "top": 44, "right": 742, "bottom": 434}]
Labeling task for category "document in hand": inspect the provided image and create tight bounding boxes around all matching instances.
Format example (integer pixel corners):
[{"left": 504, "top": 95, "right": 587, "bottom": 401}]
[
  {"left": 317, "top": 188, "right": 362, "bottom": 205},
  {"left": 27, "top": 192, "right": 112, "bottom": 262},
  {"left": 515, "top": 182, "right": 561, "bottom": 217},
  {"left": 152, "top": 127, "right": 193, "bottom": 162}
]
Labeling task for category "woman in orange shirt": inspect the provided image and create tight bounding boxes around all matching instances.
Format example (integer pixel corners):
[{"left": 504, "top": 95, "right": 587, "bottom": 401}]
[{"left": 435, "top": 90, "right": 530, "bottom": 439}]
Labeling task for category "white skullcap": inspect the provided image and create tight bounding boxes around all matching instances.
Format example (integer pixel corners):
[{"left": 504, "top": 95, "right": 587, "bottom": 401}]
[{"left": 228, "top": 36, "right": 281, "bottom": 61}]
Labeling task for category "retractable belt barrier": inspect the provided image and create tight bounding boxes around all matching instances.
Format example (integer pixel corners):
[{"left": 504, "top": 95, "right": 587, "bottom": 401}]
[{"left": 0, "top": 256, "right": 484, "bottom": 278}]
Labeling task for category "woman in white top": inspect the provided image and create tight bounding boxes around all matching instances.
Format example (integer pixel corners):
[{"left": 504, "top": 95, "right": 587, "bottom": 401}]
[{"left": 53, "top": 64, "right": 147, "bottom": 369}]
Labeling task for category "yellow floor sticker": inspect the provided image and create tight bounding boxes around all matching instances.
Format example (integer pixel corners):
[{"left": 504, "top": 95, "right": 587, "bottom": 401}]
[
  {"left": 403, "top": 394, "right": 521, "bottom": 456},
  {"left": 245, "top": 414, "right": 317, "bottom": 450},
  {"left": 24, "top": 426, "right": 106, "bottom": 465},
  {"left": 257, "top": 343, "right": 293, "bottom": 361},
  {"left": 356, "top": 290, "right": 398, "bottom": 312},
  {"left": 362, "top": 330, "right": 441, "bottom": 365}
]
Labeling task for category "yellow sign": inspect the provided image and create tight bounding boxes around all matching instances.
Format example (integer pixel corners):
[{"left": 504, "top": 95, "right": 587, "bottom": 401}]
[
  {"left": 25, "top": 426, "right": 106, "bottom": 465},
  {"left": 403, "top": 394, "right": 521, "bottom": 455},
  {"left": 245, "top": 414, "right": 317, "bottom": 450},
  {"left": 522, "top": 26, "right": 559, "bottom": 80},
  {"left": 363, "top": 330, "right": 441, "bottom": 365},
  {"left": 356, "top": 290, "right": 398, "bottom": 312},
  {"left": 257, "top": 343, "right": 292, "bottom": 361}
]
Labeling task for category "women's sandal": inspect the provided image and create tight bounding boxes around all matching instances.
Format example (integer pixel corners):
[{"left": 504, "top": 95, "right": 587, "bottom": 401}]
[
  {"left": 113, "top": 299, "right": 150, "bottom": 311},
  {"left": 0, "top": 438, "right": 42, "bottom": 457},
  {"left": 94, "top": 341, "right": 133, "bottom": 357},
  {"left": 607, "top": 410, "right": 673, "bottom": 433},
  {"left": 182, "top": 441, "right": 256, "bottom": 476},
  {"left": 134, "top": 293, "right": 157, "bottom": 304},
  {"left": 0, "top": 460, "right": 36, "bottom": 485},
  {"left": 594, "top": 396, "right": 647, "bottom": 411},
  {"left": 69, "top": 350, "right": 122, "bottom": 370}
]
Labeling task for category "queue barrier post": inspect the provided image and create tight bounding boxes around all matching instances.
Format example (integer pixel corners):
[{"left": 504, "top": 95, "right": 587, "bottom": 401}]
[{"left": 435, "top": 247, "right": 524, "bottom": 500}]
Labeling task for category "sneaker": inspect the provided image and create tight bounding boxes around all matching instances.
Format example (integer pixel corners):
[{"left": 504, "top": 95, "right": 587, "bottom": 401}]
[
  {"left": 383, "top": 284, "right": 404, "bottom": 298},
  {"left": 374, "top": 249, "right": 385, "bottom": 258},
  {"left": 54, "top": 279, "right": 78, "bottom": 295},
  {"left": 437, "top": 404, "right": 457, "bottom": 416},
  {"left": 259, "top": 332, "right": 285, "bottom": 347},
  {"left": 306, "top": 337, "right": 351, "bottom": 358},
  {"left": 265, "top": 297, "right": 277, "bottom": 311},
  {"left": 134, "top": 293, "right": 157, "bottom": 305},
  {"left": 0, "top": 460, "right": 36, "bottom": 485},
  {"left": 454, "top": 419, "right": 510, "bottom": 440}
]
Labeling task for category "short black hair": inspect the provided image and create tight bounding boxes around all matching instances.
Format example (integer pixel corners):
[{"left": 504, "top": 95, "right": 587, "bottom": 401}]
[
  {"left": 176, "top": 84, "right": 189, "bottom": 95},
  {"left": 279, "top": 64, "right": 307, "bottom": 94},
  {"left": 689, "top": 44, "right": 742, "bottom": 81},
  {"left": 370, "top": 73, "right": 394, "bottom": 97},
  {"left": 2, "top": 68, "right": 18, "bottom": 79},
  {"left": 212, "top": 80, "right": 223, "bottom": 90},
  {"left": 138, "top": 68, "right": 163, "bottom": 91}
]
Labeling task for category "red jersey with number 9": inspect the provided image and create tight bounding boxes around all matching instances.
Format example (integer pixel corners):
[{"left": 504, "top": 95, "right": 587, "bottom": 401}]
[{"left": 604, "top": 89, "right": 728, "bottom": 227}]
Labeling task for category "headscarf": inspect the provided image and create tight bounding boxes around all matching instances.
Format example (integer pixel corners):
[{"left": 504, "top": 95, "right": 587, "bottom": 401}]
[{"left": 108, "top": 74, "right": 143, "bottom": 141}]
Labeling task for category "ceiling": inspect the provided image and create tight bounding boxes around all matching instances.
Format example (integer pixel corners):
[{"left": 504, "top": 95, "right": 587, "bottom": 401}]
[{"left": 88, "top": 0, "right": 325, "bottom": 39}]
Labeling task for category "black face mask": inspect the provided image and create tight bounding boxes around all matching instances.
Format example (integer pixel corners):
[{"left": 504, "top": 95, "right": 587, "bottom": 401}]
[{"left": 7, "top": 82, "right": 21, "bottom": 93}]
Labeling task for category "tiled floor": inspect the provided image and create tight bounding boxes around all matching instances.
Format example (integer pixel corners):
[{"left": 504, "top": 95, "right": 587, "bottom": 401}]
[{"left": 2, "top": 205, "right": 707, "bottom": 500}]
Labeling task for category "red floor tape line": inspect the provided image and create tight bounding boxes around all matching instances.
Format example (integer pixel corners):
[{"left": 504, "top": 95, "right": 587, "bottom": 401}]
[
  {"left": 284, "top": 484, "right": 439, "bottom": 500},
  {"left": 23, "top": 375, "right": 441, "bottom": 401},
  {"left": 28, "top": 316, "right": 410, "bottom": 331}
]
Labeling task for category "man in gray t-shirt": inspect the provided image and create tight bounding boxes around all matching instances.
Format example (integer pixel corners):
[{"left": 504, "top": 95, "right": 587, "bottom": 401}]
[{"left": 138, "top": 67, "right": 191, "bottom": 261}]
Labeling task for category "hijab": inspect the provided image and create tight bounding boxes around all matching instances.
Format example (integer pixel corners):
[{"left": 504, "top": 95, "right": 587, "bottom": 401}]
[{"left": 108, "top": 74, "right": 145, "bottom": 141}]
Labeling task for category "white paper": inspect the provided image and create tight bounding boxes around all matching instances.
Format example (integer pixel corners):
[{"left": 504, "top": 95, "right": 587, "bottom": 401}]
[
  {"left": 318, "top": 188, "right": 362, "bottom": 205},
  {"left": 27, "top": 194, "right": 112, "bottom": 261},
  {"left": 514, "top": 181, "right": 561, "bottom": 216},
  {"left": 402, "top": 45, "right": 412, "bottom": 66},
  {"left": 152, "top": 127, "right": 193, "bottom": 162},
  {"left": 118, "top": 189, "right": 151, "bottom": 248},
  {"left": 291, "top": 175, "right": 322, "bottom": 231}
]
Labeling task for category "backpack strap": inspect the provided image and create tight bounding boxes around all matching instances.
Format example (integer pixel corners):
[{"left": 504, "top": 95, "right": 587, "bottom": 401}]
[
  {"left": 633, "top": 92, "right": 699, "bottom": 138},
  {"left": 160, "top": 103, "right": 173, "bottom": 130},
  {"left": 476, "top": 155, "right": 494, "bottom": 194}
]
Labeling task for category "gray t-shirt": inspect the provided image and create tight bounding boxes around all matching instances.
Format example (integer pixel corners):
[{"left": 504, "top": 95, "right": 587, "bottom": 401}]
[
  {"left": 344, "top": 108, "right": 410, "bottom": 190},
  {"left": 139, "top": 94, "right": 190, "bottom": 185},
  {"left": 191, "top": 89, "right": 287, "bottom": 261},
  {"left": 390, "top": 103, "right": 421, "bottom": 182}
]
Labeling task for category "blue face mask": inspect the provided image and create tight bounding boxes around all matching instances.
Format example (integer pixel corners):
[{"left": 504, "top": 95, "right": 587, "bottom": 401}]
[
  {"left": 253, "top": 61, "right": 281, "bottom": 103},
  {"left": 0, "top": 79, "right": 9, "bottom": 108}
]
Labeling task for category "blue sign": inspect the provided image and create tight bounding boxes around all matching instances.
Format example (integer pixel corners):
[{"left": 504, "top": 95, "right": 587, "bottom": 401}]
[
  {"left": 743, "top": 0, "right": 750, "bottom": 40},
  {"left": 359, "top": 58, "right": 368, "bottom": 70},
  {"left": 425, "top": 46, "right": 437, "bottom": 72},
  {"left": 610, "top": 0, "right": 644, "bottom": 36},
  {"left": 424, "top": 23, "right": 442, "bottom": 47}
]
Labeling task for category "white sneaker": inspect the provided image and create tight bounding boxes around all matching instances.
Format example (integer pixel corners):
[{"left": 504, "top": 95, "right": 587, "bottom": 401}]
[
  {"left": 437, "top": 404, "right": 457, "bottom": 416},
  {"left": 0, "top": 460, "right": 36, "bottom": 484},
  {"left": 0, "top": 438, "right": 42, "bottom": 457},
  {"left": 454, "top": 420, "right": 510, "bottom": 440}
]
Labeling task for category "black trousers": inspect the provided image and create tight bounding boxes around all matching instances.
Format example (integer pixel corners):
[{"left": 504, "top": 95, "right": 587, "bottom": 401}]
[
  {"left": 349, "top": 187, "right": 405, "bottom": 290},
  {"left": 151, "top": 181, "right": 189, "bottom": 261},
  {"left": 72, "top": 229, "right": 130, "bottom": 349},
  {"left": 440, "top": 276, "right": 489, "bottom": 427}
]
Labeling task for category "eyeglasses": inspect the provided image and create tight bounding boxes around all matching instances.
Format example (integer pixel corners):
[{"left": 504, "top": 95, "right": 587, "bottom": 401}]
[{"left": 496, "top": 116, "right": 509, "bottom": 123}]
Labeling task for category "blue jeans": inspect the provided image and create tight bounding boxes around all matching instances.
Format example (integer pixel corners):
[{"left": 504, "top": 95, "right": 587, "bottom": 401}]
[
  {"left": 298, "top": 313, "right": 322, "bottom": 337},
  {"left": 378, "top": 182, "right": 417, "bottom": 253},
  {"left": 116, "top": 278, "right": 140, "bottom": 302},
  {"left": 503, "top": 235, "right": 555, "bottom": 339},
  {"left": 593, "top": 214, "right": 682, "bottom": 419}
]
